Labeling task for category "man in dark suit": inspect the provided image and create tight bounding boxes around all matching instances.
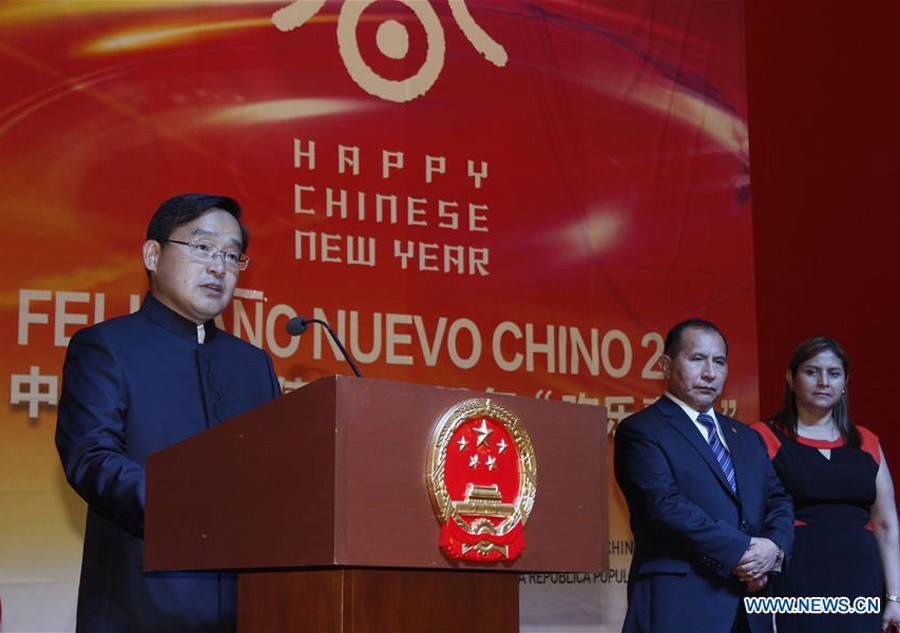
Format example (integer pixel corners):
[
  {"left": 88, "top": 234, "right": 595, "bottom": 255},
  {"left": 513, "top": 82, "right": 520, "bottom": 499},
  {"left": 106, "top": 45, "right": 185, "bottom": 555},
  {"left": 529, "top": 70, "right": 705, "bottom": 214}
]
[
  {"left": 56, "top": 194, "right": 281, "bottom": 632},
  {"left": 615, "top": 319, "right": 793, "bottom": 633}
]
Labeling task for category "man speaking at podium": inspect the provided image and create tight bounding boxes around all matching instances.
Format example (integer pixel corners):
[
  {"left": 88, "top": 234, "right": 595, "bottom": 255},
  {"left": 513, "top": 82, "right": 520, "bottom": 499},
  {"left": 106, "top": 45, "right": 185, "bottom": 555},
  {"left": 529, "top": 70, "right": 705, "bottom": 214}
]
[
  {"left": 56, "top": 194, "right": 281, "bottom": 632},
  {"left": 614, "top": 319, "right": 793, "bottom": 632}
]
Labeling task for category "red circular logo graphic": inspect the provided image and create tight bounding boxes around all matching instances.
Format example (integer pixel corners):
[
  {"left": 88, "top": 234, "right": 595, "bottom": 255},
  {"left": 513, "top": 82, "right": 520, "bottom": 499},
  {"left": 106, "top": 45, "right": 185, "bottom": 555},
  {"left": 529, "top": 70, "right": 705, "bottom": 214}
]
[{"left": 426, "top": 399, "right": 537, "bottom": 561}]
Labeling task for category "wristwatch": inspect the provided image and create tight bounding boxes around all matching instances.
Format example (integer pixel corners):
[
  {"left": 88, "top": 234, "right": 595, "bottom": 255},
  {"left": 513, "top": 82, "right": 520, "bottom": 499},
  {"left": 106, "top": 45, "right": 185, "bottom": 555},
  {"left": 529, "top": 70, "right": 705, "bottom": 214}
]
[
  {"left": 887, "top": 594, "right": 900, "bottom": 603},
  {"left": 774, "top": 546, "right": 784, "bottom": 569}
]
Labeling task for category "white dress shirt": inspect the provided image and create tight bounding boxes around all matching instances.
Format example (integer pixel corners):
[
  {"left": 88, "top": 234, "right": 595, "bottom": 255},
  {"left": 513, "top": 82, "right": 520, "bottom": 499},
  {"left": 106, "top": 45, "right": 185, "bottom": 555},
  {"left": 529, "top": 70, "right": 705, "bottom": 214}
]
[{"left": 664, "top": 391, "right": 729, "bottom": 450}]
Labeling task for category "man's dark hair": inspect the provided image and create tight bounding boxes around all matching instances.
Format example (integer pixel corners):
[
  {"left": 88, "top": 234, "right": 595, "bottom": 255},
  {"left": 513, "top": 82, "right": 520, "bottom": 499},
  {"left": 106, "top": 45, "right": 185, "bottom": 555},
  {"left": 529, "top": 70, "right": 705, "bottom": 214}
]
[
  {"left": 146, "top": 193, "right": 249, "bottom": 251},
  {"left": 663, "top": 318, "right": 729, "bottom": 358}
]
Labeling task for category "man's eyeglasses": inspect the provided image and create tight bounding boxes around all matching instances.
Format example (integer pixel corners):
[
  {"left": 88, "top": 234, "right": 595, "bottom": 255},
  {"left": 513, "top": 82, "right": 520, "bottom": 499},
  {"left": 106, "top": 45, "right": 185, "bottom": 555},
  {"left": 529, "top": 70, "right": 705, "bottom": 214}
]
[{"left": 161, "top": 239, "right": 251, "bottom": 271}]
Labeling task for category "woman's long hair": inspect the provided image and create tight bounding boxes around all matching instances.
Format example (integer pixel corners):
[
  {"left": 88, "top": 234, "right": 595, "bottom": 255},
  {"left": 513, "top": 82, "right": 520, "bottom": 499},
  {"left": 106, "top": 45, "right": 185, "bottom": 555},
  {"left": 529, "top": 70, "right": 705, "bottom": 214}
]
[{"left": 768, "top": 336, "right": 860, "bottom": 447}]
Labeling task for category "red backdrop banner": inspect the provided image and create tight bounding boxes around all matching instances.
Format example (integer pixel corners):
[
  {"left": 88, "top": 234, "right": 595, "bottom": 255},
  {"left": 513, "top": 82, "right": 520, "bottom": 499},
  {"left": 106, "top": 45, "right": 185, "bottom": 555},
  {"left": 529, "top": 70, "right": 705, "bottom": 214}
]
[{"left": 0, "top": 1, "right": 753, "bottom": 629}]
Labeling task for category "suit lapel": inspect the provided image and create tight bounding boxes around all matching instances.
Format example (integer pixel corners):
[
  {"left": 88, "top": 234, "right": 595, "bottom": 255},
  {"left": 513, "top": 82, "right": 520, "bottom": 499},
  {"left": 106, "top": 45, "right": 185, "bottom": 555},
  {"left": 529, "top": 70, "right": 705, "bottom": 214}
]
[
  {"left": 658, "top": 397, "right": 738, "bottom": 501},
  {"left": 723, "top": 418, "right": 754, "bottom": 502}
]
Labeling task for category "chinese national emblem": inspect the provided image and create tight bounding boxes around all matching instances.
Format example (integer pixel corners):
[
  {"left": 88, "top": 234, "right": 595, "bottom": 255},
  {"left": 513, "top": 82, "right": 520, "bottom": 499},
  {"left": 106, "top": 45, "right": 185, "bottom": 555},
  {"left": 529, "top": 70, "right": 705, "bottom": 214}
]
[{"left": 426, "top": 399, "right": 537, "bottom": 561}]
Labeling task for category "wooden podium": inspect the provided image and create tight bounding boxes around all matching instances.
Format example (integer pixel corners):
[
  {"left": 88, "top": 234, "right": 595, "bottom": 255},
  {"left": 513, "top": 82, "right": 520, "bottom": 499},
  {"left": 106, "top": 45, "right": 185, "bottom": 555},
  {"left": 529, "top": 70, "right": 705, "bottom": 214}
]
[{"left": 145, "top": 376, "right": 608, "bottom": 632}]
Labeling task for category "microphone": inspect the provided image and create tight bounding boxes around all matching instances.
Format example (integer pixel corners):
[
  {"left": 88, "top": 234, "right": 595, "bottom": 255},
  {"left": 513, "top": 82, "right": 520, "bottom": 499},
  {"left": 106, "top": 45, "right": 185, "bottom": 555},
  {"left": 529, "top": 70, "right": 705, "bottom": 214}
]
[
  {"left": 285, "top": 317, "right": 311, "bottom": 336},
  {"left": 285, "top": 316, "right": 363, "bottom": 378}
]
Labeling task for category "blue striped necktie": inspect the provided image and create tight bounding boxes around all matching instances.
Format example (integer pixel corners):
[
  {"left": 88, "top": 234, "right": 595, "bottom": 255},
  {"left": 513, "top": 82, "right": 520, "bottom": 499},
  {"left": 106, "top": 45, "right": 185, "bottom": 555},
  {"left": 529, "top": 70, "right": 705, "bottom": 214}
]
[{"left": 697, "top": 413, "right": 737, "bottom": 494}]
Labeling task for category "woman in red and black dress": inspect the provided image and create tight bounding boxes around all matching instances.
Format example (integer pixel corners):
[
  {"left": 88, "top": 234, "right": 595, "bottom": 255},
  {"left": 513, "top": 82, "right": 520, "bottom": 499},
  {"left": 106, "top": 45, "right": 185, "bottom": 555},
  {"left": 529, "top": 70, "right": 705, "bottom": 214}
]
[{"left": 752, "top": 337, "right": 900, "bottom": 632}]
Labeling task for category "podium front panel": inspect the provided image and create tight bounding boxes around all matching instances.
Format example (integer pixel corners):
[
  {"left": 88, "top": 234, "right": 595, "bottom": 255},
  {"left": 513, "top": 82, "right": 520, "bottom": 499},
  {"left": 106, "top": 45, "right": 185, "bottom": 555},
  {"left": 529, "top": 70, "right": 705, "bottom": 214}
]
[
  {"left": 334, "top": 377, "right": 607, "bottom": 572},
  {"left": 146, "top": 376, "right": 608, "bottom": 573}
]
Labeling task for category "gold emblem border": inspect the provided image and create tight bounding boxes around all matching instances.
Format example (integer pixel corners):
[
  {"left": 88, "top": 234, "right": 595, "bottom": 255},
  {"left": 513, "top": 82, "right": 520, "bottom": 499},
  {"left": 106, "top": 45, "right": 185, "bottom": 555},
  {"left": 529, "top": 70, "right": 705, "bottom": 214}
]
[{"left": 425, "top": 398, "right": 537, "bottom": 537}]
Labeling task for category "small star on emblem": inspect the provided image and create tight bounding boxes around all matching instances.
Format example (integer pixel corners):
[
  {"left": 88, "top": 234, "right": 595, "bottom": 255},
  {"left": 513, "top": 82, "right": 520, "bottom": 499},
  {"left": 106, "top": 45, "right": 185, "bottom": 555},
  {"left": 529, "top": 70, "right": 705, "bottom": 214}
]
[
  {"left": 497, "top": 439, "right": 508, "bottom": 454},
  {"left": 457, "top": 436, "right": 468, "bottom": 451},
  {"left": 474, "top": 420, "right": 493, "bottom": 446},
  {"left": 486, "top": 455, "right": 496, "bottom": 471},
  {"left": 469, "top": 454, "right": 479, "bottom": 468}
]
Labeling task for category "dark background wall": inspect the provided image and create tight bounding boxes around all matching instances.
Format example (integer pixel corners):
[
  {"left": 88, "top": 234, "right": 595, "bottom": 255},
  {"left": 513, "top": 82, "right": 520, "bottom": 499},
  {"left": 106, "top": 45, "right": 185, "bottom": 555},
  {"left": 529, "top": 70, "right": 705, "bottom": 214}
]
[{"left": 746, "top": 1, "right": 900, "bottom": 459}]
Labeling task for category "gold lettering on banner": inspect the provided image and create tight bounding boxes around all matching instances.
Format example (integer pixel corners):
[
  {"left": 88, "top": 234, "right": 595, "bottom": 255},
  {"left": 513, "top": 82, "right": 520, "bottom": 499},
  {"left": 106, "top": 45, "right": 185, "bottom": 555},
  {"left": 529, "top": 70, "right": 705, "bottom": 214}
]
[{"left": 272, "top": 0, "right": 507, "bottom": 102}]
